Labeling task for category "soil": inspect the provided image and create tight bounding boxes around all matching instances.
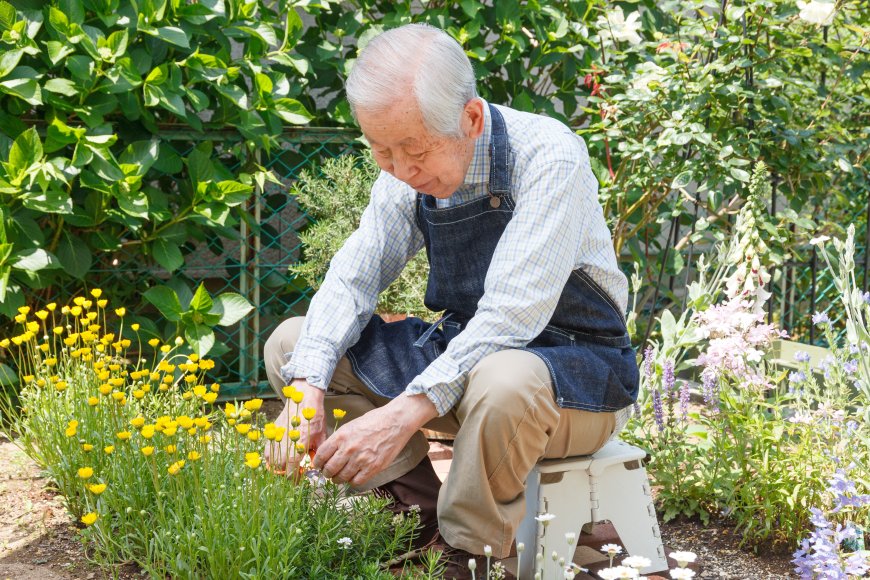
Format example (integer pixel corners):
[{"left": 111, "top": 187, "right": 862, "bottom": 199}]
[{"left": 0, "top": 437, "right": 797, "bottom": 579}]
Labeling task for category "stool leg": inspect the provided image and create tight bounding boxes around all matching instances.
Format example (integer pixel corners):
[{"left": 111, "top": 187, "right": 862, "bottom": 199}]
[
  {"left": 516, "top": 468, "right": 541, "bottom": 579},
  {"left": 537, "top": 471, "right": 593, "bottom": 576},
  {"left": 594, "top": 463, "right": 668, "bottom": 572}
]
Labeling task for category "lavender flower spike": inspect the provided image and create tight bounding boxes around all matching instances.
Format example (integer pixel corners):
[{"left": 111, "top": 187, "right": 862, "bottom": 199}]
[{"left": 811, "top": 311, "right": 830, "bottom": 325}]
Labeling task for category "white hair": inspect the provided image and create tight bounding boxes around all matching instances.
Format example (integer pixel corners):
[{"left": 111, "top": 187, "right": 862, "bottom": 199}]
[{"left": 346, "top": 23, "right": 478, "bottom": 139}]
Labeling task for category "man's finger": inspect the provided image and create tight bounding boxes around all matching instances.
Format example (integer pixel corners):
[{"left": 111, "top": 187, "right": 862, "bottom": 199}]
[{"left": 312, "top": 436, "right": 337, "bottom": 470}]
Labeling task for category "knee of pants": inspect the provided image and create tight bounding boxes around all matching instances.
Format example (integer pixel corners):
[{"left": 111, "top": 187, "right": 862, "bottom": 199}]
[
  {"left": 263, "top": 316, "right": 306, "bottom": 378},
  {"left": 461, "top": 349, "right": 553, "bottom": 418}
]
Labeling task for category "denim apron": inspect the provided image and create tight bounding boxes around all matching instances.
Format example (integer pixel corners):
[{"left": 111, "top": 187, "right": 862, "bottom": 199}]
[{"left": 346, "top": 104, "right": 638, "bottom": 412}]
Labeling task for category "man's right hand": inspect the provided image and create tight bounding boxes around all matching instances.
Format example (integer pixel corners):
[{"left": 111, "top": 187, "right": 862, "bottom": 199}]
[{"left": 263, "top": 380, "right": 326, "bottom": 474}]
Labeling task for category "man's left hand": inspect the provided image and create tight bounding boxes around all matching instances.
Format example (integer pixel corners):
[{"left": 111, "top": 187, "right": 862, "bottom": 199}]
[{"left": 313, "top": 393, "right": 438, "bottom": 487}]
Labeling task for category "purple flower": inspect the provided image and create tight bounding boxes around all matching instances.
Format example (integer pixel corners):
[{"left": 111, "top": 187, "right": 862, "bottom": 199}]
[
  {"left": 849, "top": 343, "right": 860, "bottom": 355},
  {"left": 843, "top": 359, "right": 858, "bottom": 375},
  {"left": 812, "top": 311, "right": 831, "bottom": 325},
  {"left": 845, "top": 553, "right": 870, "bottom": 576},
  {"left": 794, "top": 350, "right": 811, "bottom": 363},
  {"left": 652, "top": 389, "right": 664, "bottom": 430},
  {"left": 679, "top": 380, "right": 690, "bottom": 421},
  {"left": 789, "top": 370, "right": 806, "bottom": 384},
  {"left": 863, "top": 291, "right": 870, "bottom": 305},
  {"left": 701, "top": 368, "right": 718, "bottom": 408},
  {"left": 662, "top": 360, "right": 675, "bottom": 394},
  {"left": 643, "top": 346, "right": 654, "bottom": 378}
]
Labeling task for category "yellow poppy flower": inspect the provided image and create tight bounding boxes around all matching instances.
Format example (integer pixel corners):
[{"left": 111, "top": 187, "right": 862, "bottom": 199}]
[
  {"left": 115, "top": 308, "right": 126, "bottom": 317},
  {"left": 131, "top": 323, "right": 140, "bottom": 331},
  {"left": 246, "top": 430, "right": 260, "bottom": 442},
  {"left": 116, "top": 431, "right": 131, "bottom": 441},
  {"left": 282, "top": 386, "right": 296, "bottom": 399},
  {"left": 295, "top": 442, "right": 306, "bottom": 454},
  {"left": 302, "top": 408, "right": 316, "bottom": 421},
  {"left": 141, "top": 425, "right": 155, "bottom": 439},
  {"left": 165, "top": 445, "right": 176, "bottom": 454},
  {"left": 141, "top": 446, "right": 154, "bottom": 456},
  {"left": 87, "top": 483, "right": 107, "bottom": 495},
  {"left": 130, "top": 416, "right": 145, "bottom": 428},
  {"left": 333, "top": 409, "right": 347, "bottom": 420},
  {"left": 235, "top": 423, "right": 251, "bottom": 435},
  {"left": 81, "top": 512, "right": 98, "bottom": 526},
  {"left": 77, "top": 467, "right": 94, "bottom": 479},
  {"left": 167, "top": 460, "right": 185, "bottom": 475},
  {"left": 90, "top": 289, "right": 102, "bottom": 298},
  {"left": 290, "top": 391, "right": 305, "bottom": 404},
  {"left": 82, "top": 444, "right": 94, "bottom": 452},
  {"left": 288, "top": 429, "right": 301, "bottom": 442},
  {"left": 244, "top": 452, "right": 261, "bottom": 469},
  {"left": 104, "top": 446, "right": 115, "bottom": 454},
  {"left": 202, "top": 392, "right": 218, "bottom": 404},
  {"left": 243, "top": 399, "right": 263, "bottom": 412},
  {"left": 187, "top": 451, "right": 201, "bottom": 461}
]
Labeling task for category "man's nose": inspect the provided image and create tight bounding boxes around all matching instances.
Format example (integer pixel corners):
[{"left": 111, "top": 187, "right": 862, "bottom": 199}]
[{"left": 391, "top": 156, "right": 419, "bottom": 183}]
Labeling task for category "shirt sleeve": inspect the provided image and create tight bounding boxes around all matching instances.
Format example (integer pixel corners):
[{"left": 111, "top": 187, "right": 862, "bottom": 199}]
[
  {"left": 279, "top": 173, "right": 423, "bottom": 390},
  {"left": 405, "top": 153, "right": 598, "bottom": 415}
]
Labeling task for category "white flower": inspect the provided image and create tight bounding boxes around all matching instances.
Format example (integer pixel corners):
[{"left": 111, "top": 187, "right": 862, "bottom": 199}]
[
  {"left": 484, "top": 545, "right": 492, "bottom": 557},
  {"left": 631, "top": 62, "right": 668, "bottom": 94},
  {"left": 796, "top": 1, "right": 837, "bottom": 26},
  {"left": 669, "top": 551, "right": 697, "bottom": 566},
  {"left": 601, "top": 543, "right": 624, "bottom": 556},
  {"left": 599, "top": 566, "right": 640, "bottom": 579},
  {"left": 622, "top": 555, "right": 652, "bottom": 569},
  {"left": 535, "top": 513, "right": 556, "bottom": 525},
  {"left": 565, "top": 532, "right": 577, "bottom": 545},
  {"left": 516, "top": 542, "right": 525, "bottom": 553},
  {"left": 670, "top": 569, "right": 696, "bottom": 580},
  {"left": 337, "top": 537, "right": 352, "bottom": 548},
  {"left": 468, "top": 559, "right": 477, "bottom": 571},
  {"left": 596, "top": 6, "right": 643, "bottom": 46},
  {"left": 809, "top": 235, "right": 831, "bottom": 246}
]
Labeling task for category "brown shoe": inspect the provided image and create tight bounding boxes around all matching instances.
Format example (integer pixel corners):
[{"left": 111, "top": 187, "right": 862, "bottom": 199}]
[
  {"left": 374, "top": 457, "right": 441, "bottom": 552},
  {"left": 430, "top": 534, "right": 516, "bottom": 580}
]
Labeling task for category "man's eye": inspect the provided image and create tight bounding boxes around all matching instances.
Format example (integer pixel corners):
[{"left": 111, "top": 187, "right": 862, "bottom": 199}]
[
  {"left": 407, "top": 152, "right": 426, "bottom": 160},
  {"left": 373, "top": 149, "right": 391, "bottom": 158}
]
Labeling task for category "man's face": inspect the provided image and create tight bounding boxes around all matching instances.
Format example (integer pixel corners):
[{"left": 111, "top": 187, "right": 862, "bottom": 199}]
[{"left": 356, "top": 97, "right": 483, "bottom": 199}]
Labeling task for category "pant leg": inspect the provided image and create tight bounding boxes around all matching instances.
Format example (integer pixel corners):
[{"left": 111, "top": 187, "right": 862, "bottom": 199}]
[
  {"left": 436, "top": 349, "right": 616, "bottom": 559},
  {"left": 262, "top": 316, "right": 430, "bottom": 489}
]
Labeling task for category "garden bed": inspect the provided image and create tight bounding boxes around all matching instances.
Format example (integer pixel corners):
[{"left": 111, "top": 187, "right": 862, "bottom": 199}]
[{"left": 0, "top": 438, "right": 796, "bottom": 579}]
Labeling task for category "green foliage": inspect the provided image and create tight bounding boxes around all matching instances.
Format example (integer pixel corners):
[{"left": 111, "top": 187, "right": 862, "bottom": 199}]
[
  {"left": 144, "top": 282, "right": 253, "bottom": 357},
  {"left": 0, "top": 0, "right": 307, "bottom": 319},
  {"left": 290, "top": 153, "right": 432, "bottom": 319}
]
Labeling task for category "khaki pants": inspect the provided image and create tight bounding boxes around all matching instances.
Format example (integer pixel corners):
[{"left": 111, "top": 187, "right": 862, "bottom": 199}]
[{"left": 263, "top": 317, "right": 616, "bottom": 558}]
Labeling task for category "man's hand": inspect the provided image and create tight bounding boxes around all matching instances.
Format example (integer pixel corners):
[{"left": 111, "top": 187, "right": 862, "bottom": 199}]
[
  {"left": 263, "top": 380, "right": 326, "bottom": 473},
  {"left": 313, "top": 393, "right": 438, "bottom": 487}
]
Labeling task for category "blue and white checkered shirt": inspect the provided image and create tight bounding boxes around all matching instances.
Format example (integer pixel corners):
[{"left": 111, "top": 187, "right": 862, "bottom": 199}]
[{"left": 280, "top": 101, "right": 629, "bottom": 416}]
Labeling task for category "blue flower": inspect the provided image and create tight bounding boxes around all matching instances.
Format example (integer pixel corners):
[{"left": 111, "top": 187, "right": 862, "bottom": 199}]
[
  {"left": 843, "top": 359, "right": 858, "bottom": 375},
  {"left": 794, "top": 350, "right": 811, "bottom": 363},
  {"left": 789, "top": 370, "right": 806, "bottom": 384},
  {"left": 812, "top": 311, "right": 831, "bottom": 325}
]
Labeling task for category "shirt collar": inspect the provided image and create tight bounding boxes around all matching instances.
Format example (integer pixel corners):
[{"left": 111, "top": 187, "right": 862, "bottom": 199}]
[{"left": 462, "top": 99, "right": 492, "bottom": 187}]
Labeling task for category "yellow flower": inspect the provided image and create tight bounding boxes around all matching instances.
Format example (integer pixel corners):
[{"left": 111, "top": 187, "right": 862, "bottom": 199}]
[
  {"left": 115, "top": 307, "right": 126, "bottom": 317},
  {"left": 35, "top": 310, "right": 48, "bottom": 320},
  {"left": 88, "top": 396, "right": 99, "bottom": 407},
  {"left": 228, "top": 418, "right": 236, "bottom": 426},
  {"left": 235, "top": 423, "right": 251, "bottom": 435},
  {"left": 282, "top": 385, "right": 296, "bottom": 399},
  {"left": 199, "top": 359, "right": 215, "bottom": 371},
  {"left": 165, "top": 444, "right": 176, "bottom": 454},
  {"left": 160, "top": 344, "right": 171, "bottom": 353},
  {"left": 295, "top": 442, "right": 306, "bottom": 454},
  {"left": 90, "top": 288, "right": 103, "bottom": 298},
  {"left": 81, "top": 512, "right": 98, "bottom": 526},
  {"left": 193, "top": 385, "right": 206, "bottom": 397},
  {"left": 148, "top": 338, "right": 160, "bottom": 348},
  {"left": 131, "top": 323, "right": 140, "bottom": 331},
  {"left": 133, "top": 389, "right": 145, "bottom": 400},
  {"left": 111, "top": 391, "right": 125, "bottom": 401},
  {"left": 224, "top": 403, "right": 237, "bottom": 417},
  {"left": 103, "top": 446, "right": 114, "bottom": 454},
  {"left": 163, "top": 427, "right": 177, "bottom": 437},
  {"left": 77, "top": 467, "right": 94, "bottom": 479},
  {"left": 23, "top": 375, "right": 34, "bottom": 383},
  {"left": 302, "top": 407, "right": 316, "bottom": 421},
  {"left": 176, "top": 416, "right": 194, "bottom": 429},
  {"left": 182, "top": 391, "right": 193, "bottom": 400},
  {"left": 290, "top": 391, "right": 305, "bottom": 404},
  {"left": 141, "top": 425, "right": 156, "bottom": 439},
  {"left": 210, "top": 383, "right": 220, "bottom": 392},
  {"left": 199, "top": 435, "right": 212, "bottom": 444},
  {"left": 243, "top": 399, "right": 263, "bottom": 412},
  {"left": 246, "top": 430, "right": 261, "bottom": 442},
  {"left": 187, "top": 451, "right": 201, "bottom": 461},
  {"left": 27, "top": 321, "right": 39, "bottom": 333},
  {"left": 184, "top": 374, "right": 197, "bottom": 384},
  {"left": 193, "top": 417, "right": 209, "bottom": 428},
  {"left": 290, "top": 415, "right": 301, "bottom": 427},
  {"left": 187, "top": 427, "right": 197, "bottom": 436},
  {"left": 188, "top": 353, "right": 199, "bottom": 363},
  {"left": 130, "top": 416, "right": 145, "bottom": 428},
  {"left": 17, "top": 306, "right": 30, "bottom": 315},
  {"left": 202, "top": 392, "right": 218, "bottom": 404},
  {"left": 44, "top": 357, "right": 57, "bottom": 367},
  {"left": 46, "top": 302, "right": 57, "bottom": 311},
  {"left": 239, "top": 409, "right": 251, "bottom": 419},
  {"left": 244, "top": 452, "right": 261, "bottom": 469},
  {"left": 141, "top": 446, "right": 154, "bottom": 456},
  {"left": 73, "top": 297, "right": 85, "bottom": 306},
  {"left": 167, "top": 460, "right": 185, "bottom": 475},
  {"left": 333, "top": 409, "right": 347, "bottom": 420},
  {"left": 82, "top": 444, "right": 94, "bottom": 452},
  {"left": 0, "top": 338, "right": 9, "bottom": 348},
  {"left": 97, "top": 299, "right": 107, "bottom": 308},
  {"left": 288, "top": 429, "right": 301, "bottom": 442},
  {"left": 98, "top": 384, "right": 112, "bottom": 396},
  {"left": 70, "top": 306, "right": 82, "bottom": 317},
  {"left": 87, "top": 483, "right": 107, "bottom": 495},
  {"left": 116, "top": 431, "right": 131, "bottom": 441}
]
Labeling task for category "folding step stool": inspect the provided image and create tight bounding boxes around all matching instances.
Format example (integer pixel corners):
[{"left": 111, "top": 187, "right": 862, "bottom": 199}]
[{"left": 515, "top": 439, "right": 668, "bottom": 577}]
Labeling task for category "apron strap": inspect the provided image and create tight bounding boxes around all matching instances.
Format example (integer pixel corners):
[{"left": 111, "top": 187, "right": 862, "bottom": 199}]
[{"left": 413, "top": 312, "right": 454, "bottom": 348}]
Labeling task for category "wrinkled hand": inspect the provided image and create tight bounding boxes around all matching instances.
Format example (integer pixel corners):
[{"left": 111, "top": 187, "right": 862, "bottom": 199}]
[
  {"left": 313, "top": 393, "right": 438, "bottom": 487},
  {"left": 263, "top": 381, "right": 326, "bottom": 474}
]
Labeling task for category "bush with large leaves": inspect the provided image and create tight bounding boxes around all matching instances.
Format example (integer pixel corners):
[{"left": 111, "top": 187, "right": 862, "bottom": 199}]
[{"left": 0, "top": 0, "right": 313, "bottom": 361}]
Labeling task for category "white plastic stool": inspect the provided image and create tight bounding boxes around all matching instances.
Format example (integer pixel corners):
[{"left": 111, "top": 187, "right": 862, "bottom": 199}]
[{"left": 515, "top": 440, "right": 667, "bottom": 577}]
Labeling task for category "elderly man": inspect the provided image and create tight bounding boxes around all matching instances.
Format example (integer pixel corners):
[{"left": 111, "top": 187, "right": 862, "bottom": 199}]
[{"left": 264, "top": 23, "right": 638, "bottom": 578}]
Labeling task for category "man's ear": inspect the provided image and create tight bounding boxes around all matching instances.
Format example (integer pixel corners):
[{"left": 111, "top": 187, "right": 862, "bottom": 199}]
[{"left": 462, "top": 98, "right": 485, "bottom": 139}]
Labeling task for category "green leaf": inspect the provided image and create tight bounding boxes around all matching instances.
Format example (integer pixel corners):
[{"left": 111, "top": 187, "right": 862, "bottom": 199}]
[
  {"left": 210, "top": 293, "right": 253, "bottom": 326},
  {"left": 671, "top": 170, "right": 693, "bottom": 189},
  {"left": 8, "top": 127, "right": 42, "bottom": 173},
  {"left": 45, "top": 41, "right": 75, "bottom": 65},
  {"left": 143, "top": 285, "right": 183, "bottom": 322},
  {"left": 0, "top": 77, "right": 42, "bottom": 105},
  {"left": 0, "top": 48, "right": 22, "bottom": 78},
  {"left": 185, "top": 324, "right": 214, "bottom": 357},
  {"left": 273, "top": 98, "right": 312, "bottom": 125},
  {"left": 729, "top": 167, "right": 751, "bottom": 182},
  {"left": 48, "top": 7, "right": 69, "bottom": 35},
  {"left": 11, "top": 248, "right": 60, "bottom": 272},
  {"left": 56, "top": 231, "right": 92, "bottom": 279},
  {"left": 149, "top": 26, "right": 190, "bottom": 49},
  {"left": 189, "top": 283, "right": 213, "bottom": 313},
  {"left": 43, "top": 77, "right": 78, "bottom": 96},
  {"left": 152, "top": 238, "right": 184, "bottom": 272},
  {"left": 0, "top": 363, "right": 16, "bottom": 387},
  {"left": 106, "top": 29, "right": 128, "bottom": 57},
  {"left": 215, "top": 180, "right": 253, "bottom": 206},
  {"left": 117, "top": 188, "right": 149, "bottom": 218}
]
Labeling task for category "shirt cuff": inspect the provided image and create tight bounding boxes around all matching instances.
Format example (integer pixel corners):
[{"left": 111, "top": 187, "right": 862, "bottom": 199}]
[
  {"left": 405, "top": 353, "right": 467, "bottom": 416},
  {"left": 278, "top": 337, "right": 340, "bottom": 393}
]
